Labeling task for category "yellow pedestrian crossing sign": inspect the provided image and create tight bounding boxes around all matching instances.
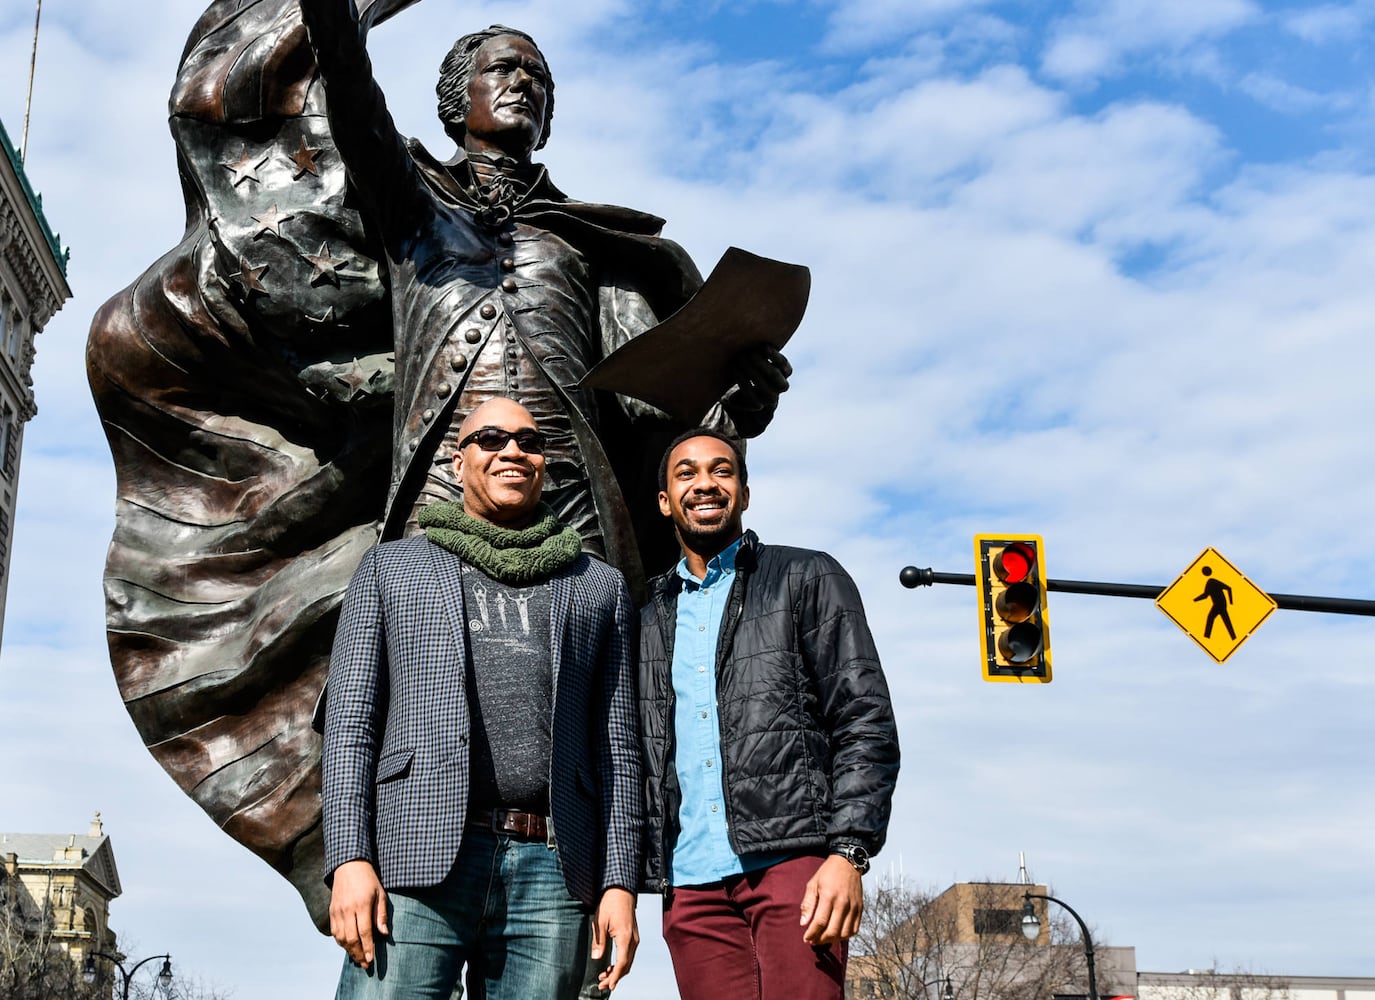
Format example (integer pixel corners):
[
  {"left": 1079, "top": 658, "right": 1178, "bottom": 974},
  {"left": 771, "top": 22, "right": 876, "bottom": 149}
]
[{"left": 1155, "top": 547, "right": 1276, "bottom": 663}]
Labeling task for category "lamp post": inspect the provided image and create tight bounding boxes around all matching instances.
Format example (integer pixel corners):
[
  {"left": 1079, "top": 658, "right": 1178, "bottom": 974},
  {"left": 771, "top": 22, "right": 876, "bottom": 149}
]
[
  {"left": 83, "top": 950, "right": 173, "bottom": 1000},
  {"left": 1021, "top": 891, "right": 1098, "bottom": 1000}
]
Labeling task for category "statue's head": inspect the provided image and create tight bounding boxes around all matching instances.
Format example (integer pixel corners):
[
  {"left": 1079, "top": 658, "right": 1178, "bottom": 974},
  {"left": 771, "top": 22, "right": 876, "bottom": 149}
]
[{"left": 436, "top": 26, "right": 556, "bottom": 157}]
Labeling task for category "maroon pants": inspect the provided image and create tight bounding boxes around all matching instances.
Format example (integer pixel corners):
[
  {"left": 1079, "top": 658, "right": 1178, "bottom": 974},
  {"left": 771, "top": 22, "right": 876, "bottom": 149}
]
[{"left": 662, "top": 854, "right": 846, "bottom": 1000}]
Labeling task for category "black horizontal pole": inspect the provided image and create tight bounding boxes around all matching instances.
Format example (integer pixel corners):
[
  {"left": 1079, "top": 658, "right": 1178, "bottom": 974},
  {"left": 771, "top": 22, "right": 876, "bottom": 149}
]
[{"left": 898, "top": 567, "right": 1375, "bottom": 617}]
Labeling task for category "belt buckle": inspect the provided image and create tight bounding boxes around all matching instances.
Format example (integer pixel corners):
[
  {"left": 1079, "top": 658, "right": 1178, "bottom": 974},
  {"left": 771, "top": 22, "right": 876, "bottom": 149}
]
[{"left": 490, "top": 808, "right": 517, "bottom": 836}]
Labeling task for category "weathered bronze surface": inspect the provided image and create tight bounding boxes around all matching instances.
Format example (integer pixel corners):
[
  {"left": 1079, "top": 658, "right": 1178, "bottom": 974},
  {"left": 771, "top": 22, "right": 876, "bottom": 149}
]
[{"left": 86, "top": 0, "right": 798, "bottom": 928}]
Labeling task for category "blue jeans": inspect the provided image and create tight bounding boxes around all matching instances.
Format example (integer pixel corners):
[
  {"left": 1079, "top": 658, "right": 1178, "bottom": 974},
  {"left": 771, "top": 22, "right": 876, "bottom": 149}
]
[{"left": 335, "top": 827, "right": 592, "bottom": 1000}]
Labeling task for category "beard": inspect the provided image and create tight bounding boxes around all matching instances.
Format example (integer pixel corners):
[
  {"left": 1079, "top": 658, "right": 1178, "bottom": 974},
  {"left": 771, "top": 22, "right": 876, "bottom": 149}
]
[{"left": 676, "top": 511, "right": 741, "bottom": 553}]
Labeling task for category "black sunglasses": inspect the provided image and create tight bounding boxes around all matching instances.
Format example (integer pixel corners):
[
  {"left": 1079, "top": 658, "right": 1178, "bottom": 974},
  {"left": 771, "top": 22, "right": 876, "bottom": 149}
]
[{"left": 457, "top": 426, "right": 547, "bottom": 454}]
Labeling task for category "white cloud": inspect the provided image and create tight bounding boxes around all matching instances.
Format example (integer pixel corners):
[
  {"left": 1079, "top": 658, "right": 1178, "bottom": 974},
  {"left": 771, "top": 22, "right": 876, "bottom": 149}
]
[
  {"left": 1281, "top": 1, "right": 1375, "bottom": 44},
  {"left": 1042, "top": 0, "right": 1259, "bottom": 83},
  {"left": 1237, "top": 71, "right": 1356, "bottom": 115},
  {"left": 822, "top": 0, "right": 1005, "bottom": 51}
]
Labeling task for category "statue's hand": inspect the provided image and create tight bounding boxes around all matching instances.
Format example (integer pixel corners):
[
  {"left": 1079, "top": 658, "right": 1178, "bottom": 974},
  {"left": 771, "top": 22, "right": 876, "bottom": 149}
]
[{"left": 723, "top": 343, "right": 792, "bottom": 438}]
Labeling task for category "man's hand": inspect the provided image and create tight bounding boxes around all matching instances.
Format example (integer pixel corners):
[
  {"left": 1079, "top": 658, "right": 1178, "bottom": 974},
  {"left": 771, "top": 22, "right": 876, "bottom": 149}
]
[
  {"left": 591, "top": 887, "right": 639, "bottom": 991},
  {"left": 329, "top": 859, "right": 389, "bottom": 969},
  {"left": 723, "top": 344, "right": 792, "bottom": 438},
  {"left": 799, "top": 855, "right": 864, "bottom": 946}
]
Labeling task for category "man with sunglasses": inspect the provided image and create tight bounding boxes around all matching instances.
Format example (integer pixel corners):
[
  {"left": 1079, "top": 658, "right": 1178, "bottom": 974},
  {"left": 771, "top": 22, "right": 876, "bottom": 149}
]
[
  {"left": 638, "top": 429, "right": 900, "bottom": 1000},
  {"left": 323, "top": 397, "right": 642, "bottom": 998}
]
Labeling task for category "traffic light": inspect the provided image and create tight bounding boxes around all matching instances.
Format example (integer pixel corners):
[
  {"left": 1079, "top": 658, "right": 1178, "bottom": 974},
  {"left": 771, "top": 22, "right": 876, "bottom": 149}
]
[{"left": 974, "top": 534, "right": 1051, "bottom": 683}]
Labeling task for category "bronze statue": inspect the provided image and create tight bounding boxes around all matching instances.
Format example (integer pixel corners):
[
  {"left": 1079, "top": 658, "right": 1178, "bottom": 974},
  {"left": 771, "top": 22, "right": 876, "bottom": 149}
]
[{"left": 87, "top": 0, "right": 792, "bottom": 928}]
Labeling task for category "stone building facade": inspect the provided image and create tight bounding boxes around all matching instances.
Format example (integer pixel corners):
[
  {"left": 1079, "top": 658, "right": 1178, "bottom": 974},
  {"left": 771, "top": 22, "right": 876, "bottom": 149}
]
[
  {"left": 1, "top": 814, "right": 122, "bottom": 983},
  {"left": 0, "top": 115, "right": 70, "bottom": 648}
]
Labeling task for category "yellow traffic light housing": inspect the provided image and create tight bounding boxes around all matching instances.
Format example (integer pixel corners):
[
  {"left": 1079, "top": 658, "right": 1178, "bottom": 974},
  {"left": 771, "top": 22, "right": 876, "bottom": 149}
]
[{"left": 974, "top": 534, "right": 1051, "bottom": 683}]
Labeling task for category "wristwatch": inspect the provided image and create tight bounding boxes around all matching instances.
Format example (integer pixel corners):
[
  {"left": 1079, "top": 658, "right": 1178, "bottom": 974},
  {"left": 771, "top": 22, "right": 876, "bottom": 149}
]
[{"left": 831, "top": 843, "right": 871, "bottom": 875}]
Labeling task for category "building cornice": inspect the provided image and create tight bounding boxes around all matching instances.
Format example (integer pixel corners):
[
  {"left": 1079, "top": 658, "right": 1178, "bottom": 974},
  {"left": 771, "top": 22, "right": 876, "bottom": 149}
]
[{"left": 0, "top": 117, "right": 69, "bottom": 281}]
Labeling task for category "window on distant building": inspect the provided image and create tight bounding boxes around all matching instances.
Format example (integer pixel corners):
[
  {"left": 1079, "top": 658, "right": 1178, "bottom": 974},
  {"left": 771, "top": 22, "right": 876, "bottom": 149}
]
[{"left": 973, "top": 907, "right": 1021, "bottom": 936}]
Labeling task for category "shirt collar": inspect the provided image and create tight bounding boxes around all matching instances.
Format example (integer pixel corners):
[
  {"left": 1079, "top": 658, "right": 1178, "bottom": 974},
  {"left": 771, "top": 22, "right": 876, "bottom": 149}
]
[{"left": 676, "top": 536, "right": 743, "bottom": 589}]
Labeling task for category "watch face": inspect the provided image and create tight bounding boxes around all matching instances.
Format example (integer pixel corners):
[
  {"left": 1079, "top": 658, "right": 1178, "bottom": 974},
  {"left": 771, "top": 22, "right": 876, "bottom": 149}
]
[{"left": 838, "top": 845, "right": 870, "bottom": 872}]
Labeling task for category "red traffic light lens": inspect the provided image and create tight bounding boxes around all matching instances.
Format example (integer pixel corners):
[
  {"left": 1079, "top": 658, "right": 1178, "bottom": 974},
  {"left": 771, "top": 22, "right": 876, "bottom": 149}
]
[{"left": 993, "top": 542, "right": 1037, "bottom": 584}]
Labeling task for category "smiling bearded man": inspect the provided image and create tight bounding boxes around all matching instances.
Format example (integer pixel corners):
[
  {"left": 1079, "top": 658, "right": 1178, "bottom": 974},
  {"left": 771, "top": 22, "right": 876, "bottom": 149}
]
[
  {"left": 636, "top": 428, "right": 901, "bottom": 1000},
  {"left": 322, "top": 397, "right": 642, "bottom": 998}
]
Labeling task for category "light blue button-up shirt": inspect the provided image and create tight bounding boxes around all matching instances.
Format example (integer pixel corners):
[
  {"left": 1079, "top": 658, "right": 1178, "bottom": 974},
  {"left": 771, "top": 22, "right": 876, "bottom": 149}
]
[
  {"left": 668, "top": 536, "right": 792, "bottom": 885},
  {"left": 669, "top": 536, "right": 790, "bottom": 887},
  {"left": 669, "top": 537, "right": 742, "bottom": 886}
]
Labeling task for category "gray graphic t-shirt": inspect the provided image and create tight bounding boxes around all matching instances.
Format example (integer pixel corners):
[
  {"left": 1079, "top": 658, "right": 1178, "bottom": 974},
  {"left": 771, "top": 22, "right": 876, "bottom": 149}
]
[{"left": 461, "top": 567, "right": 553, "bottom": 813}]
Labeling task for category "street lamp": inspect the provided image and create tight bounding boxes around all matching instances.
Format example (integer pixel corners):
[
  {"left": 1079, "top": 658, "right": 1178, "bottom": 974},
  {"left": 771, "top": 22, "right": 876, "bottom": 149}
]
[
  {"left": 1021, "top": 891, "right": 1098, "bottom": 1000},
  {"left": 83, "top": 950, "right": 173, "bottom": 1000}
]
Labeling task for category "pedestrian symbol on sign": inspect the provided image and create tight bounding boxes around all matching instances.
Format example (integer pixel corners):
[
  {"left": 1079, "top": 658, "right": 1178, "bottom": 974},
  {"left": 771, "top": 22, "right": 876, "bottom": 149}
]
[{"left": 1194, "top": 566, "right": 1235, "bottom": 640}]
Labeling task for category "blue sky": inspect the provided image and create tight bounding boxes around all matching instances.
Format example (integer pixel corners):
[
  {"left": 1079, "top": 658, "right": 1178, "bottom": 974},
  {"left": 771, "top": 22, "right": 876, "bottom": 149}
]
[{"left": 2, "top": 1, "right": 1373, "bottom": 997}]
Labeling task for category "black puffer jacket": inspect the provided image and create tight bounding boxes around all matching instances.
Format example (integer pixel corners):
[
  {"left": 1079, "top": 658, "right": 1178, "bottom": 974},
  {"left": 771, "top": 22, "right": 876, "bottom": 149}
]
[{"left": 638, "top": 530, "right": 900, "bottom": 893}]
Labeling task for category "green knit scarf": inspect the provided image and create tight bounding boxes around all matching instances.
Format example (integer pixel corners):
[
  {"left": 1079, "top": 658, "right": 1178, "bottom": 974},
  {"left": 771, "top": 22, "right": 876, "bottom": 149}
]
[{"left": 418, "top": 501, "right": 581, "bottom": 584}]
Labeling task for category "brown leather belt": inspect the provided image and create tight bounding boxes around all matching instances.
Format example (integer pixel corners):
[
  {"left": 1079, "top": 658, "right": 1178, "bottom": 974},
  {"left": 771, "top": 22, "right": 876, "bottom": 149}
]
[{"left": 468, "top": 807, "right": 550, "bottom": 843}]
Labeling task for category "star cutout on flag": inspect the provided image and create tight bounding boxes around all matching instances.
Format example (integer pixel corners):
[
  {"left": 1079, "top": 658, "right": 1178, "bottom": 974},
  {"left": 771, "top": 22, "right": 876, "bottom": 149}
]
[
  {"left": 252, "top": 203, "right": 294, "bottom": 239},
  {"left": 303, "top": 242, "right": 348, "bottom": 286},
  {"left": 290, "top": 137, "right": 323, "bottom": 178},
  {"left": 230, "top": 257, "right": 270, "bottom": 296},
  {"left": 224, "top": 148, "right": 268, "bottom": 187}
]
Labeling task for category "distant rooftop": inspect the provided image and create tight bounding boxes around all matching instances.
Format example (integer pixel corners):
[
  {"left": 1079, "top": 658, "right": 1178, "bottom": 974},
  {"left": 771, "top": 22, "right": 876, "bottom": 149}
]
[
  {"left": 0, "top": 813, "right": 122, "bottom": 898},
  {"left": 0, "top": 115, "right": 69, "bottom": 276}
]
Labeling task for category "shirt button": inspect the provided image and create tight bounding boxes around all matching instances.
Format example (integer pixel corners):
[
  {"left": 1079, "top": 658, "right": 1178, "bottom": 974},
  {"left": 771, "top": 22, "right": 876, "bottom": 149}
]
[
  {"left": 697, "top": 665, "right": 705, "bottom": 673},
  {"left": 422, "top": 409, "right": 435, "bottom": 423},
  {"left": 436, "top": 383, "right": 452, "bottom": 398},
  {"left": 480, "top": 303, "right": 497, "bottom": 320},
  {"left": 465, "top": 328, "right": 483, "bottom": 343},
  {"left": 497, "top": 231, "right": 514, "bottom": 246},
  {"left": 698, "top": 625, "right": 706, "bottom": 632},
  {"left": 451, "top": 355, "right": 467, "bottom": 371},
  {"left": 500, "top": 257, "right": 516, "bottom": 272},
  {"left": 711, "top": 805, "right": 719, "bottom": 813},
  {"left": 501, "top": 277, "right": 518, "bottom": 293},
  {"left": 705, "top": 760, "right": 713, "bottom": 768},
  {"left": 700, "top": 711, "right": 708, "bottom": 719}
]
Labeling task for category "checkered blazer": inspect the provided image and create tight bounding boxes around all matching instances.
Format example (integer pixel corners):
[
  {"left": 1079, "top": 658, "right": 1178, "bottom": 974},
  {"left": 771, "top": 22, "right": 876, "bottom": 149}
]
[{"left": 322, "top": 536, "right": 642, "bottom": 906}]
